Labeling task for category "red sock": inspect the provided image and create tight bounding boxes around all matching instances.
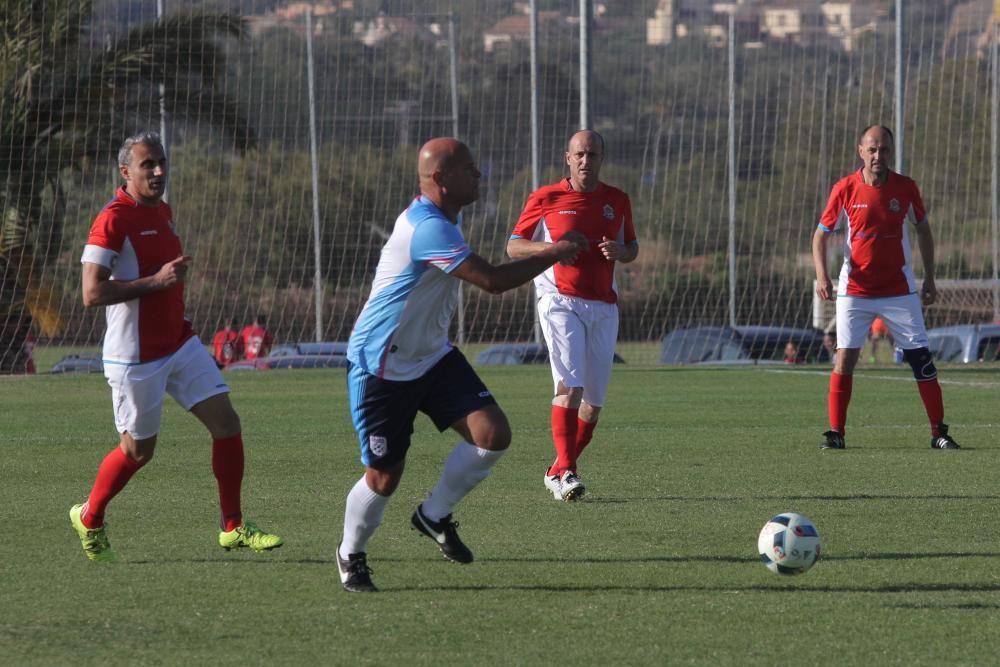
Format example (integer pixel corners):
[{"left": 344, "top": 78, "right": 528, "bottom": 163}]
[
  {"left": 548, "top": 405, "right": 579, "bottom": 476},
  {"left": 916, "top": 379, "right": 945, "bottom": 436},
  {"left": 83, "top": 447, "right": 143, "bottom": 528},
  {"left": 575, "top": 419, "right": 597, "bottom": 460},
  {"left": 212, "top": 434, "right": 245, "bottom": 532},
  {"left": 828, "top": 372, "right": 853, "bottom": 434}
]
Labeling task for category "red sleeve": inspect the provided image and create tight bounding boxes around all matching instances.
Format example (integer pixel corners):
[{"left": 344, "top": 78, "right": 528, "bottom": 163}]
[
  {"left": 818, "top": 181, "right": 846, "bottom": 232},
  {"left": 86, "top": 209, "right": 126, "bottom": 252},
  {"left": 511, "top": 191, "right": 545, "bottom": 240}
]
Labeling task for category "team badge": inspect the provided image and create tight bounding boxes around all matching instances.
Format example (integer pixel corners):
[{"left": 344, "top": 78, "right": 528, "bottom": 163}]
[
  {"left": 369, "top": 435, "right": 388, "bottom": 457},
  {"left": 602, "top": 204, "right": 614, "bottom": 220},
  {"left": 889, "top": 198, "right": 900, "bottom": 213}
]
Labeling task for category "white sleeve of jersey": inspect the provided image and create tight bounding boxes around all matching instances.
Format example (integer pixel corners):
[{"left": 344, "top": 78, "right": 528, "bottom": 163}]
[{"left": 81, "top": 244, "right": 118, "bottom": 270}]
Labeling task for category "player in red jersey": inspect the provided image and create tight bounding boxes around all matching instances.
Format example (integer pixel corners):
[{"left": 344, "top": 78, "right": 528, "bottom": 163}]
[
  {"left": 812, "top": 125, "right": 960, "bottom": 451},
  {"left": 508, "top": 130, "right": 639, "bottom": 501},
  {"left": 69, "top": 131, "right": 282, "bottom": 562},
  {"left": 212, "top": 318, "right": 243, "bottom": 368},
  {"left": 240, "top": 315, "right": 273, "bottom": 360}
]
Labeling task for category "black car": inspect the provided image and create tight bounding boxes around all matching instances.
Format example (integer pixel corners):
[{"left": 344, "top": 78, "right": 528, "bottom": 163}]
[
  {"left": 476, "top": 343, "right": 625, "bottom": 365},
  {"left": 659, "top": 326, "right": 831, "bottom": 365},
  {"left": 227, "top": 354, "right": 349, "bottom": 370}
]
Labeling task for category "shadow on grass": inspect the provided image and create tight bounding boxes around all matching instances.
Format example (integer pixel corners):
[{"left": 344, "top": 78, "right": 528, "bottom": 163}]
[
  {"left": 587, "top": 493, "right": 1000, "bottom": 503},
  {"left": 388, "top": 582, "right": 1000, "bottom": 594},
  {"left": 127, "top": 551, "right": 1000, "bottom": 567}
]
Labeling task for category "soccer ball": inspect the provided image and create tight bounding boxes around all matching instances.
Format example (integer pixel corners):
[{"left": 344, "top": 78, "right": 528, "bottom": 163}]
[{"left": 757, "top": 513, "right": 821, "bottom": 575}]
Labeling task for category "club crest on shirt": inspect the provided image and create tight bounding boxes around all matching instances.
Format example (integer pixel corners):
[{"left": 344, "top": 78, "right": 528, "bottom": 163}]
[
  {"left": 369, "top": 435, "right": 388, "bottom": 457},
  {"left": 889, "top": 198, "right": 900, "bottom": 213},
  {"left": 603, "top": 204, "right": 614, "bottom": 220}
]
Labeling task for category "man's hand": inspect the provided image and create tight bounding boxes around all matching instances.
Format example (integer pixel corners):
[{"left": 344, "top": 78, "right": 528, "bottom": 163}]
[
  {"left": 554, "top": 230, "right": 589, "bottom": 265},
  {"left": 815, "top": 277, "right": 835, "bottom": 301},
  {"left": 156, "top": 255, "right": 192, "bottom": 288},
  {"left": 598, "top": 235, "right": 631, "bottom": 260},
  {"left": 920, "top": 279, "right": 937, "bottom": 305}
]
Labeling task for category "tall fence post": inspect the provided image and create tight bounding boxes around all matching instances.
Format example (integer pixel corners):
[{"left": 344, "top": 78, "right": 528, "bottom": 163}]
[
  {"left": 579, "top": 0, "right": 591, "bottom": 129},
  {"left": 305, "top": 9, "right": 323, "bottom": 342},
  {"left": 530, "top": 0, "right": 542, "bottom": 345},
  {"left": 727, "top": 13, "right": 737, "bottom": 328}
]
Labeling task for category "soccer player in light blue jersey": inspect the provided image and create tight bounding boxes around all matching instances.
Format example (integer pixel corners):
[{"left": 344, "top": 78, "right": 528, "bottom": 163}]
[{"left": 336, "top": 138, "right": 587, "bottom": 592}]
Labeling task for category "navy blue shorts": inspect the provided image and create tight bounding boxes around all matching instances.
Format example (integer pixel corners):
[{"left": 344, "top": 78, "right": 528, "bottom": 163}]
[{"left": 346, "top": 348, "right": 497, "bottom": 469}]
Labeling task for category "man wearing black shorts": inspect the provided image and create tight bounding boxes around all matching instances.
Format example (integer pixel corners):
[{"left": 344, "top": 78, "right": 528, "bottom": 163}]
[{"left": 336, "top": 138, "right": 585, "bottom": 592}]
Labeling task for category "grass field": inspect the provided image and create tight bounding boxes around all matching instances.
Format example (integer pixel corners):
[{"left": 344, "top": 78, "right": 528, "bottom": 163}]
[{"left": 3, "top": 364, "right": 999, "bottom": 666}]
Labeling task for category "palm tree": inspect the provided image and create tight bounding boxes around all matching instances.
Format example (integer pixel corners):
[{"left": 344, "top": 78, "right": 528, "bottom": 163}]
[{"left": 0, "top": 0, "right": 253, "bottom": 373}]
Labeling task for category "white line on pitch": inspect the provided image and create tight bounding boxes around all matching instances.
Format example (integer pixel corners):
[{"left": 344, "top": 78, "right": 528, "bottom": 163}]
[{"left": 765, "top": 368, "right": 1000, "bottom": 389}]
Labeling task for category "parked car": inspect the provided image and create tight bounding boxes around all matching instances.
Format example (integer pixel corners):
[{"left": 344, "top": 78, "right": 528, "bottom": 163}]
[
  {"left": 49, "top": 353, "right": 104, "bottom": 374},
  {"left": 227, "top": 354, "right": 349, "bottom": 371},
  {"left": 475, "top": 343, "right": 625, "bottom": 366},
  {"left": 267, "top": 341, "right": 348, "bottom": 358},
  {"left": 659, "top": 326, "right": 831, "bottom": 365},
  {"left": 926, "top": 324, "right": 1000, "bottom": 363}
]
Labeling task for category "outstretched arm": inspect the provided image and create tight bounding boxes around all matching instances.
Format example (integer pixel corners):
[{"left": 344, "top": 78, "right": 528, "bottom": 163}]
[{"left": 452, "top": 238, "right": 583, "bottom": 295}]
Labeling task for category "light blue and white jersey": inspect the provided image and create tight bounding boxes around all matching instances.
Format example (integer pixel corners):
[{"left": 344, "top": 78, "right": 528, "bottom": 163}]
[{"left": 347, "top": 196, "right": 472, "bottom": 380}]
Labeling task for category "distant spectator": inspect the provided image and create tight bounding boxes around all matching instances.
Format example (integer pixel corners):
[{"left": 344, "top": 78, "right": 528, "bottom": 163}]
[
  {"left": 822, "top": 331, "right": 836, "bottom": 360},
  {"left": 240, "top": 315, "right": 273, "bottom": 360},
  {"left": 212, "top": 318, "right": 243, "bottom": 368},
  {"left": 23, "top": 330, "right": 37, "bottom": 374},
  {"left": 783, "top": 341, "right": 801, "bottom": 365}
]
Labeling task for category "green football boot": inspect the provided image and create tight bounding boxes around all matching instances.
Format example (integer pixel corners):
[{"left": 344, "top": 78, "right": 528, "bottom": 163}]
[
  {"left": 69, "top": 504, "right": 116, "bottom": 562},
  {"left": 219, "top": 520, "right": 283, "bottom": 552}
]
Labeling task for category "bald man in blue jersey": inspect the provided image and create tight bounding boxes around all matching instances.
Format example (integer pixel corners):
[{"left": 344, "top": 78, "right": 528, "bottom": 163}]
[{"left": 336, "top": 138, "right": 586, "bottom": 592}]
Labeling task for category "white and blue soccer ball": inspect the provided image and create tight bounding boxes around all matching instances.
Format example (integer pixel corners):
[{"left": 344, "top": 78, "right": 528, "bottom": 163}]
[{"left": 757, "top": 513, "right": 821, "bottom": 575}]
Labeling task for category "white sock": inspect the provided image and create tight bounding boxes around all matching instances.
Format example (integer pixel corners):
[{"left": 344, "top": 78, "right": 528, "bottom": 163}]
[
  {"left": 339, "top": 475, "right": 389, "bottom": 558},
  {"left": 421, "top": 441, "right": 505, "bottom": 522}
]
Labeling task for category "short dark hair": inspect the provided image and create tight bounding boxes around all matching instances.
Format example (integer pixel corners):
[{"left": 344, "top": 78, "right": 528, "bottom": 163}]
[{"left": 858, "top": 125, "right": 893, "bottom": 145}]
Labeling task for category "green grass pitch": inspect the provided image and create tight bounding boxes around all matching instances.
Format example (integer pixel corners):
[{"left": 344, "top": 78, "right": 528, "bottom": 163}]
[{"left": 3, "top": 364, "right": 999, "bottom": 665}]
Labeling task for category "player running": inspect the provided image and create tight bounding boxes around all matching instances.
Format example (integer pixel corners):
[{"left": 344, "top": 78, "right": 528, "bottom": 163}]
[
  {"left": 336, "top": 137, "right": 585, "bottom": 592},
  {"left": 507, "top": 130, "right": 638, "bottom": 501},
  {"left": 70, "top": 131, "right": 282, "bottom": 562}
]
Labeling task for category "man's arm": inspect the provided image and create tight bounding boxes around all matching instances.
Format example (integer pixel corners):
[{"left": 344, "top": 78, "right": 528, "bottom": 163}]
[
  {"left": 452, "top": 238, "right": 582, "bottom": 295},
  {"left": 812, "top": 227, "right": 834, "bottom": 301},
  {"left": 914, "top": 221, "right": 936, "bottom": 305},
  {"left": 81, "top": 255, "right": 191, "bottom": 308}
]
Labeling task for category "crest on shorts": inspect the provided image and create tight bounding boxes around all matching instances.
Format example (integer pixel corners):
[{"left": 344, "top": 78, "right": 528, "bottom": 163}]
[
  {"left": 889, "top": 198, "right": 900, "bottom": 213},
  {"left": 602, "top": 204, "right": 615, "bottom": 220},
  {"left": 369, "top": 435, "right": 388, "bottom": 457}
]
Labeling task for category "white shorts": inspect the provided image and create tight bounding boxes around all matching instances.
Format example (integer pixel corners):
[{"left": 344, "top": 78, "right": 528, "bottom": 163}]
[
  {"left": 537, "top": 293, "right": 619, "bottom": 407},
  {"left": 104, "top": 337, "right": 229, "bottom": 439},
  {"left": 835, "top": 293, "right": 929, "bottom": 350}
]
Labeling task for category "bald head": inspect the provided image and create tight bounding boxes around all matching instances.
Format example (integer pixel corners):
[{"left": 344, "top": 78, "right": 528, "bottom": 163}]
[
  {"left": 417, "top": 137, "right": 481, "bottom": 219},
  {"left": 565, "top": 130, "right": 605, "bottom": 193},
  {"left": 419, "top": 138, "right": 470, "bottom": 182},
  {"left": 567, "top": 130, "right": 605, "bottom": 154},
  {"left": 857, "top": 125, "right": 893, "bottom": 185}
]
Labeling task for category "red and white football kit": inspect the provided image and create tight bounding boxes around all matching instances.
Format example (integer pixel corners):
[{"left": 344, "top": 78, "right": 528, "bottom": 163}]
[
  {"left": 81, "top": 186, "right": 227, "bottom": 438},
  {"left": 817, "top": 168, "right": 946, "bottom": 442},
  {"left": 818, "top": 169, "right": 929, "bottom": 350},
  {"left": 81, "top": 186, "right": 194, "bottom": 363},
  {"left": 239, "top": 325, "right": 273, "bottom": 360},
  {"left": 511, "top": 179, "right": 636, "bottom": 477}
]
